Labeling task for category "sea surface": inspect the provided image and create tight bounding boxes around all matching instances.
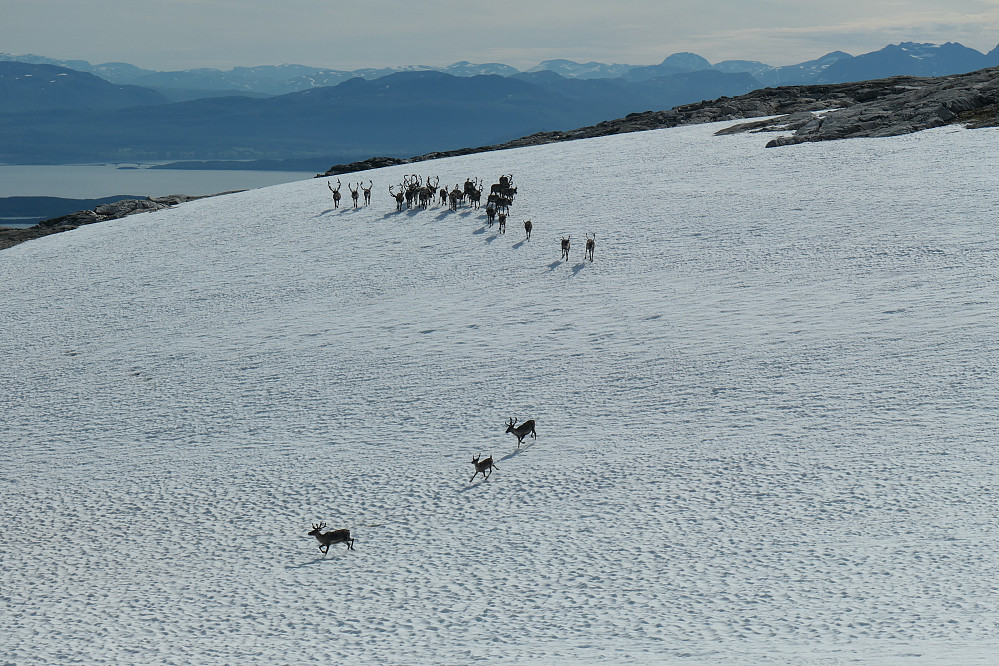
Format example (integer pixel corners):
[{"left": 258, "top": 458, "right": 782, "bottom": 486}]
[{"left": 0, "top": 163, "right": 318, "bottom": 199}]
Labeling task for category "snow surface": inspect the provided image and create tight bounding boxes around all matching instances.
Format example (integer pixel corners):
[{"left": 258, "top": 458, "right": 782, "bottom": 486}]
[{"left": 2, "top": 121, "right": 999, "bottom": 664}]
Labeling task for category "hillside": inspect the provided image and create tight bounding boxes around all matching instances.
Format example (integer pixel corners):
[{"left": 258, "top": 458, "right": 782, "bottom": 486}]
[
  {"left": 2, "top": 121, "right": 998, "bottom": 663},
  {"left": 0, "top": 61, "right": 168, "bottom": 112}
]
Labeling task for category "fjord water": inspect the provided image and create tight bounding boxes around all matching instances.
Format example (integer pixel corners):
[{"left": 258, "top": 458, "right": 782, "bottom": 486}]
[
  {"left": 2, "top": 121, "right": 997, "bottom": 663},
  {"left": 0, "top": 163, "right": 316, "bottom": 200}
]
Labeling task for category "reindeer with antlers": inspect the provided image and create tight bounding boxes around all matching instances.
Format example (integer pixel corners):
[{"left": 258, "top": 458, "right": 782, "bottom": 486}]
[
  {"left": 308, "top": 522, "right": 355, "bottom": 556},
  {"left": 505, "top": 418, "right": 536, "bottom": 449},
  {"left": 584, "top": 233, "right": 596, "bottom": 262},
  {"left": 464, "top": 178, "right": 483, "bottom": 209},
  {"left": 404, "top": 175, "right": 421, "bottom": 209},
  {"left": 349, "top": 182, "right": 360, "bottom": 208},
  {"left": 389, "top": 184, "right": 405, "bottom": 211},
  {"left": 419, "top": 176, "right": 438, "bottom": 209},
  {"left": 328, "top": 179, "right": 343, "bottom": 209},
  {"left": 362, "top": 180, "right": 373, "bottom": 206},
  {"left": 470, "top": 454, "right": 497, "bottom": 482}
]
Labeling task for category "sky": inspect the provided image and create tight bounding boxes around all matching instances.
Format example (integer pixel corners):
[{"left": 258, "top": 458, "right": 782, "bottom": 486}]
[{"left": 4, "top": 0, "right": 999, "bottom": 71}]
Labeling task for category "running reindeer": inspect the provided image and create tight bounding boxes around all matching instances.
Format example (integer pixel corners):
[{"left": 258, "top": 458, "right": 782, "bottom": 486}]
[
  {"left": 307, "top": 522, "right": 355, "bottom": 555},
  {"left": 498, "top": 212, "right": 507, "bottom": 234},
  {"left": 584, "top": 233, "right": 596, "bottom": 261},
  {"left": 524, "top": 219, "right": 532, "bottom": 240},
  {"left": 361, "top": 180, "right": 373, "bottom": 206},
  {"left": 470, "top": 454, "right": 497, "bottom": 482},
  {"left": 349, "top": 182, "right": 360, "bottom": 208},
  {"left": 505, "top": 418, "right": 537, "bottom": 449},
  {"left": 560, "top": 236, "right": 571, "bottom": 261},
  {"left": 328, "top": 180, "right": 343, "bottom": 209}
]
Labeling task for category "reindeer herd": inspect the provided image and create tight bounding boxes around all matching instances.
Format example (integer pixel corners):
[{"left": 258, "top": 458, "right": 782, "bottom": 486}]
[
  {"left": 308, "top": 170, "right": 591, "bottom": 557},
  {"left": 325, "top": 172, "right": 595, "bottom": 262}
]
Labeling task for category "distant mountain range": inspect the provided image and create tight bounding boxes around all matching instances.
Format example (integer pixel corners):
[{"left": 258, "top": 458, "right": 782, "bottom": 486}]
[
  {"left": 0, "top": 41, "right": 997, "bottom": 167},
  {"left": 5, "top": 41, "right": 997, "bottom": 97}
]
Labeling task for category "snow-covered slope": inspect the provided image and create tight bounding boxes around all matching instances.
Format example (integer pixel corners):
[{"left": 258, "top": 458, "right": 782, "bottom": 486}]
[{"left": 3, "top": 122, "right": 999, "bottom": 663}]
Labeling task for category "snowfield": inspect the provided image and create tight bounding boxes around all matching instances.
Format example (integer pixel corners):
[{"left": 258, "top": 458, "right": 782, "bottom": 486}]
[{"left": 2, "top": 121, "right": 999, "bottom": 664}]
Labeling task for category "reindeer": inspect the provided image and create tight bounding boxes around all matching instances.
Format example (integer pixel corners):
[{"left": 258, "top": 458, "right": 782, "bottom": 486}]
[
  {"left": 498, "top": 212, "right": 507, "bottom": 234},
  {"left": 487, "top": 193, "right": 512, "bottom": 214},
  {"left": 362, "top": 180, "right": 373, "bottom": 206},
  {"left": 439, "top": 186, "right": 449, "bottom": 207},
  {"left": 584, "top": 233, "right": 596, "bottom": 261},
  {"left": 524, "top": 219, "right": 532, "bottom": 240},
  {"left": 462, "top": 178, "right": 482, "bottom": 209},
  {"left": 389, "top": 184, "right": 405, "bottom": 211},
  {"left": 505, "top": 418, "right": 537, "bottom": 449},
  {"left": 490, "top": 174, "right": 513, "bottom": 196},
  {"left": 418, "top": 176, "right": 438, "bottom": 209},
  {"left": 328, "top": 179, "right": 342, "bottom": 209},
  {"left": 349, "top": 182, "right": 360, "bottom": 208},
  {"left": 485, "top": 204, "right": 496, "bottom": 226},
  {"left": 470, "top": 454, "right": 497, "bottom": 482},
  {"left": 308, "top": 522, "right": 355, "bottom": 555},
  {"left": 463, "top": 178, "right": 477, "bottom": 200},
  {"left": 560, "top": 236, "right": 571, "bottom": 261},
  {"left": 404, "top": 175, "right": 420, "bottom": 209},
  {"left": 449, "top": 185, "right": 462, "bottom": 211}
]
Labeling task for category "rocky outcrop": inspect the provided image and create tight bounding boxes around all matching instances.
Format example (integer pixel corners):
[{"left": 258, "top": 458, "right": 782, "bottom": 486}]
[
  {"left": 35, "top": 193, "right": 224, "bottom": 230},
  {"left": 756, "top": 68, "right": 999, "bottom": 146},
  {"left": 322, "top": 156, "right": 407, "bottom": 177},
  {"left": 1, "top": 192, "right": 239, "bottom": 251}
]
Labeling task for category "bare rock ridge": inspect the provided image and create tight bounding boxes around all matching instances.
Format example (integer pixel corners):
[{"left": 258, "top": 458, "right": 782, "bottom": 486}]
[{"left": 321, "top": 65, "right": 999, "bottom": 175}]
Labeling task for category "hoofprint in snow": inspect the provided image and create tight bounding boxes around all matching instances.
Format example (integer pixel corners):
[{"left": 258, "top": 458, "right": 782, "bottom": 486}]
[{"left": 2, "top": 120, "right": 998, "bottom": 664}]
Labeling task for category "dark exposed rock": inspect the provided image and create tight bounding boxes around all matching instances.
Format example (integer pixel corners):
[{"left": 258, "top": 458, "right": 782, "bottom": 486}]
[{"left": 321, "top": 156, "right": 407, "bottom": 176}]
